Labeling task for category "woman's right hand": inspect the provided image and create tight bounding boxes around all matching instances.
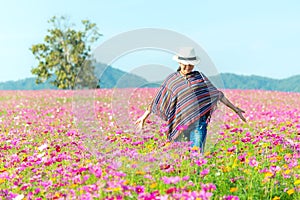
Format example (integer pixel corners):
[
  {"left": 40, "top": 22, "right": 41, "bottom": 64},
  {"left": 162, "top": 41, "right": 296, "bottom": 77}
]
[
  {"left": 135, "top": 109, "right": 151, "bottom": 131},
  {"left": 135, "top": 116, "right": 146, "bottom": 131}
]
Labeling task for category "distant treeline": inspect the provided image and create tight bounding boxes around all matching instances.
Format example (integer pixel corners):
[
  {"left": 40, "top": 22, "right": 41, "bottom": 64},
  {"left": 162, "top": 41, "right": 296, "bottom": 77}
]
[
  {"left": 220, "top": 73, "right": 300, "bottom": 92},
  {"left": 0, "top": 66, "right": 299, "bottom": 92},
  {"left": 0, "top": 77, "right": 57, "bottom": 90}
]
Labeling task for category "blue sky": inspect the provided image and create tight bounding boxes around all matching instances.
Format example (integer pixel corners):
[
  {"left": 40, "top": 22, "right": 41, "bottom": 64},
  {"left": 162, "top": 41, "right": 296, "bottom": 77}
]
[{"left": 0, "top": 0, "right": 299, "bottom": 82}]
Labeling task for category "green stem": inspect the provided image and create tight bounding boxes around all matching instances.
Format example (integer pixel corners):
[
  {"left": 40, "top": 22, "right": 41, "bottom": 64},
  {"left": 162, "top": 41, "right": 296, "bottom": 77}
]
[{"left": 269, "top": 179, "right": 273, "bottom": 200}]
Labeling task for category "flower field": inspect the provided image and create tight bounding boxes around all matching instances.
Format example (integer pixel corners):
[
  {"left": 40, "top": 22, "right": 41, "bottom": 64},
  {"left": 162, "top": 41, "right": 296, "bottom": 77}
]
[{"left": 0, "top": 89, "right": 299, "bottom": 200}]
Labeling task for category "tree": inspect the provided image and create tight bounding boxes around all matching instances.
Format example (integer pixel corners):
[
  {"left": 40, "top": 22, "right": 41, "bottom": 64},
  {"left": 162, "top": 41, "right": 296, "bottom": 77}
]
[{"left": 30, "top": 16, "right": 102, "bottom": 89}]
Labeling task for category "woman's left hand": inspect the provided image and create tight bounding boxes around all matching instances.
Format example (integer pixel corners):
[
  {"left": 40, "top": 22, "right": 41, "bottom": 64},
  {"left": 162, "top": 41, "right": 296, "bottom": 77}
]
[{"left": 235, "top": 107, "right": 246, "bottom": 122}]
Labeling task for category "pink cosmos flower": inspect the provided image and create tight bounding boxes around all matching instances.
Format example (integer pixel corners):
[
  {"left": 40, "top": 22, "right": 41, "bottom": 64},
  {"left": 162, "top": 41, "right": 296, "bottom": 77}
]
[
  {"left": 162, "top": 176, "right": 181, "bottom": 184},
  {"left": 135, "top": 185, "right": 145, "bottom": 194},
  {"left": 227, "top": 146, "right": 236, "bottom": 152},
  {"left": 166, "top": 187, "right": 178, "bottom": 194},
  {"left": 176, "top": 125, "right": 188, "bottom": 131},
  {"left": 182, "top": 176, "right": 190, "bottom": 181},
  {"left": 201, "top": 183, "right": 217, "bottom": 192},
  {"left": 238, "top": 153, "right": 247, "bottom": 162},
  {"left": 200, "top": 168, "right": 210, "bottom": 177},
  {"left": 248, "top": 157, "right": 259, "bottom": 167},
  {"left": 34, "top": 188, "right": 41, "bottom": 194},
  {"left": 241, "top": 137, "right": 251, "bottom": 143},
  {"left": 280, "top": 126, "right": 286, "bottom": 131},
  {"left": 160, "top": 124, "right": 169, "bottom": 133},
  {"left": 223, "top": 195, "right": 240, "bottom": 200},
  {"left": 270, "top": 165, "right": 281, "bottom": 173},
  {"left": 199, "top": 190, "right": 213, "bottom": 200},
  {"left": 195, "top": 158, "right": 208, "bottom": 166}
]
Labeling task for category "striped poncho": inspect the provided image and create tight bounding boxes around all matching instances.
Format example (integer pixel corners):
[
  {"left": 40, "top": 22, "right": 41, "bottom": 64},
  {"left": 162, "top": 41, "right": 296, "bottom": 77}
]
[{"left": 149, "top": 71, "right": 224, "bottom": 141}]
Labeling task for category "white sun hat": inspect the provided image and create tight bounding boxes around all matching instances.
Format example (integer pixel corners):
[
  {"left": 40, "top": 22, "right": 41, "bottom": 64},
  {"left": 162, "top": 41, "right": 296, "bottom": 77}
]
[{"left": 172, "top": 47, "right": 200, "bottom": 65}]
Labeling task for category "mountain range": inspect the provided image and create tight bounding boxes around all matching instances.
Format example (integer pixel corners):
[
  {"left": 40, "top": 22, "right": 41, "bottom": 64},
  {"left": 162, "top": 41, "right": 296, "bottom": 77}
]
[{"left": 0, "top": 65, "right": 299, "bottom": 92}]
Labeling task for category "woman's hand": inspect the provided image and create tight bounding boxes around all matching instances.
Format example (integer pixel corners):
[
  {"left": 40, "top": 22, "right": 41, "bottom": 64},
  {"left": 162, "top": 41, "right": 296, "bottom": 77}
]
[
  {"left": 220, "top": 96, "right": 247, "bottom": 122},
  {"left": 135, "top": 109, "right": 151, "bottom": 131},
  {"left": 135, "top": 116, "right": 146, "bottom": 131},
  {"left": 235, "top": 107, "right": 247, "bottom": 122}
]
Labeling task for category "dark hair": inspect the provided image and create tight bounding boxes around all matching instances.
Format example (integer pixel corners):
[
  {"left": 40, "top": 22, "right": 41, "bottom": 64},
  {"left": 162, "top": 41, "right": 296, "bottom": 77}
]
[{"left": 177, "top": 66, "right": 181, "bottom": 72}]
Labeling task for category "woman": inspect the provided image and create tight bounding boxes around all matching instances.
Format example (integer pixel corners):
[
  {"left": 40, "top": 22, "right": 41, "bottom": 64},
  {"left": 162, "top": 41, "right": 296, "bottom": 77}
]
[{"left": 135, "top": 47, "right": 246, "bottom": 152}]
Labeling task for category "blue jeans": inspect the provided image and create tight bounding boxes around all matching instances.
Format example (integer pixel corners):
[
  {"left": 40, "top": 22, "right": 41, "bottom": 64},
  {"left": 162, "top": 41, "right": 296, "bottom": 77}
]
[
  {"left": 174, "top": 116, "right": 208, "bottom": 153},
  {"left": 190, "top": 120, "right": 207, "bottom": 153}
]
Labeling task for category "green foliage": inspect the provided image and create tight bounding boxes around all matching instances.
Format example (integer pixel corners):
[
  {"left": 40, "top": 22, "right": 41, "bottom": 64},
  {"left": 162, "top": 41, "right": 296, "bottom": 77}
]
[{"left": 30, "top": 16, "right": 102, "bottom": 89}]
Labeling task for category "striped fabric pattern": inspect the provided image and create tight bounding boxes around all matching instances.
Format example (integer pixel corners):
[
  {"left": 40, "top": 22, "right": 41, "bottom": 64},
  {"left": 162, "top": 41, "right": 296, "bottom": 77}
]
[{"left": 150, "top": 71, "right": 224, "bottom": 141}]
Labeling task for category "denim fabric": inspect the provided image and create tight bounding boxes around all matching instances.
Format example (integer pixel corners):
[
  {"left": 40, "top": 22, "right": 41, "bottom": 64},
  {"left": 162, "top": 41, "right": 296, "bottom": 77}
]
[
  {"left": 190, "top": 120, "right": 207, "bottom": 153},
  {"left": 174, "top": 115, "right": 208, "bottom": 153}
]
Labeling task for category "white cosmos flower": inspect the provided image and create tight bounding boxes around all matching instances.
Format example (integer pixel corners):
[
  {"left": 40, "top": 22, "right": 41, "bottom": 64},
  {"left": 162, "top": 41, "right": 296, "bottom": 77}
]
[
  {"left": 13, "top": 194, "right": 24, "bottom": 200},
  {"left": 38, "top": 143, "right": 48, "bottom": 151}
]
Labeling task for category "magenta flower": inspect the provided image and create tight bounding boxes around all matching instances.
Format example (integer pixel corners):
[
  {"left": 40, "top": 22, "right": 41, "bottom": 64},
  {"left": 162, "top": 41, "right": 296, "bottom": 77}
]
[
  {"left": 34, "top": 188, "right": 41, "bottom": 194},
  {"left": 259, "top": 168, "right": 269, "bottom": 173},
  {"left": 200, "top": 168, "right": 210, "bottom": 177},
  {"left": 199, "top": 190, "right": 213, "bottom": 200},
  {"left": 89, "top": 165, "right": 102, "bottom": 178},
  {"left": 182, "top": 176, "right": 190, "bottom": 181},
  {"left": 224, "top": 124, "right": 231, "bottom": 129},
  {"left": 223, "top": 195, "right": 240, "bottom": 200},
  {"left": 238, "top": 153, "right": 247, "bottom": 162},
  {"left": 176, "top": 125, "right": 188, "bottom": 131},
  {"left": 241, "top": 137, "right": 251, "bottom": 143},
  {"left": 280, "top": 126, "right": 286, "bottom": 131},
  {"left": 227, "top": 146, "right": 236, "bottom": 152},
  {"left": 160, "top": 124, "right": 169, "bottom": 133},
  {"left": 248, "top": 157, "right": 259, "bottom": 167},
  {"left": 270, "top": 165, "right": 281, "bottom": 173},
  {"left": 288, "top": 159, "right": 298, "bottom": 168},
  {"left": 78, "top": 167, "right": 88, "bottom": 173},
  {"left": 166, "top": 187, "right": 178, "bottom": 194},
  {"left": 283, "top": 174, "right": 291, "bottom": 179},
  {"left": 73, "top": 175, "right": 82, "bottom": 184},
  {"left": 195, "top": 158, "right": 208, "bottom": 166},
  {"left": 144, "top": 174, "right": 154, "bottom": 181},
  {"left": 162, "top": 176, "right": 181, "bottom": 184},
  {"left": 135, "top": 185, "right": 145, "bottom": 194},
  {"left": 20, "top": 183, "right": 30, "bottom": 191},
  {"left": 201, "top": 183, "right": 217, "bottom": 192},
  {"left": 138, "top": 190, "right": 160, "bottom": 200}
]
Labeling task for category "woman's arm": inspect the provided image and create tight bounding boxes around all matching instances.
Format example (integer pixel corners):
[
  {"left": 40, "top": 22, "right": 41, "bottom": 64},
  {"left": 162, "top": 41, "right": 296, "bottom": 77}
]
[{"left": 220, "top": 95, "right": 247, "bottom": 122}]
